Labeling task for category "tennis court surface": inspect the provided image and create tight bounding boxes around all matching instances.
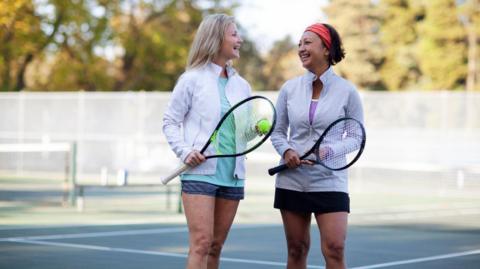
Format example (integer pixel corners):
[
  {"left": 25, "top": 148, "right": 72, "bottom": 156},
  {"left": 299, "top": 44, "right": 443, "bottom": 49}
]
[{"left": 1, "top": 171, "right": 480, "bottom": 269}]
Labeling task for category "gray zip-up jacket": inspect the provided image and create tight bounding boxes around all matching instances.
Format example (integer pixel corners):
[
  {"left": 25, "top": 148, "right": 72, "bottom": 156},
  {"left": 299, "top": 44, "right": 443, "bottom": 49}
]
[{"left": 270, "top": 67, "right": 364, "bottom": 193}]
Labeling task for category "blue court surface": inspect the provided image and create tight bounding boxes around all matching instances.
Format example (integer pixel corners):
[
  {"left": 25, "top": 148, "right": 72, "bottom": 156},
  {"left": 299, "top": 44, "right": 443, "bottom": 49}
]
[
  {"left": 1, "top": 174, "right": 480, "bottom": 268},
  {"left": 1, "top": 221, "right": 480, "bottom": 269}
]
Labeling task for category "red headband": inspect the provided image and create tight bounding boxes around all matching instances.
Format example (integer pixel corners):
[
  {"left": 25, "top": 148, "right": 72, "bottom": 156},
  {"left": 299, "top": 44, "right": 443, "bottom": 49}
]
[{"left": 304, "top": 23, "right": 331, "bottom": 50}]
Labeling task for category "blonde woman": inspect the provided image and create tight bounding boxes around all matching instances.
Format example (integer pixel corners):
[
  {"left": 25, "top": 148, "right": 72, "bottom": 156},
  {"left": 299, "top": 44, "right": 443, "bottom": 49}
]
[{"left": 162, "top": 14, "right": 251, "bottom": 269}]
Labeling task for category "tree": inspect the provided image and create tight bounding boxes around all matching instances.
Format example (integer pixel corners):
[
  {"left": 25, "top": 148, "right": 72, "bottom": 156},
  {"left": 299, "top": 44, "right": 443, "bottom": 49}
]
[
  {"left": 41, "top": 0, "right": 118, "bottom": 91},
  {"left": 378, "top": 0, "right": 423, "bottom": 90},
  {"left": 0, "top": 0, "right": 118, "bottom": 91},
  {"left": 235, "top": 36, "right": 267, "bottom": 91},
  {"left": 0, "top": 0, "right": 48, "bottom": 91},
  {"left": 110, "top": 0, "right": 247, "bottom": 91},
  {"left": 261, "top": 36, "right": 303, "bottom": 91},
  {"left": 324, "top": 0, "right": 384, "bottom": 90},
  {"left": 459, "top": 0, "right": 480, "bottom": 91},
  {"left": 417, "top": 0, "right": 467, "bottom": 90}
]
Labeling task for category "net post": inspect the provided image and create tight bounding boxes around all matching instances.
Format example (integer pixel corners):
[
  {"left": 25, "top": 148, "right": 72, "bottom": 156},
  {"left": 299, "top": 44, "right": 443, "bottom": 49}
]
[
  {"left": 68, "top": 141, "right": 78, "bottom": 206},
  {"left": 62, "top": 149, "right": 69, "bottom": 206},
  {"left": 177, "top": 188, "right": 183, "bottom": 214},
  {"left": 166, "top": 185, "right": 171, "bottom": 210}
]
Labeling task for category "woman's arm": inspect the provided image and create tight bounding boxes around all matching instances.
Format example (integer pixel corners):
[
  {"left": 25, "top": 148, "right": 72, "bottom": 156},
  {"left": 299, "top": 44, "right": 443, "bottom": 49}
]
[
  {"left": 162, "top": 75, "right": 194, "bottom": 162},
  {"left": 270, "top": 85, "right": 292, "bottom": 158}
]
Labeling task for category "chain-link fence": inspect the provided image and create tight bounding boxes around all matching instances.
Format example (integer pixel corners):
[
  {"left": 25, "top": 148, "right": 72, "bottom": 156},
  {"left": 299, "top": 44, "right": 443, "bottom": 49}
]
[{"left": 1, "top": 91, "right": 479, "bottom": 185}]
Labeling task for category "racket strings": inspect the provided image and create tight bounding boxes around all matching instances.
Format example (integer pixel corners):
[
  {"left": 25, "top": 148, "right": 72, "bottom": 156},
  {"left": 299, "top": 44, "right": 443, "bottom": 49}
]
[
  {"left": 318, "top": 119, "right": 364, "bottom": 169},
  {"left": 212, "top": 98, "right": 275, "bottom": 157}
]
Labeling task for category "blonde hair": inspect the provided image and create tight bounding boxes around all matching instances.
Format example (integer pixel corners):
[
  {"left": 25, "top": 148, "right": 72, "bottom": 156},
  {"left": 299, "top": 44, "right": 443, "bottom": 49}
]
[{"left": 186, "top": 14, "right": 235, "bottom": 70}]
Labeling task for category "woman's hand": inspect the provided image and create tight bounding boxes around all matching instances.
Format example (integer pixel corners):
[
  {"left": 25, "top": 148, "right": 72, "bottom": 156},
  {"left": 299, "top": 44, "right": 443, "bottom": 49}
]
[
  {"left": 283, "top": 149, "right": 302, "bottom": 169},
  {"left": 184, "top": 150, "right": 206, "bottom": 167},
  {"left": 284, "top": 149, "right": 316, "bottom": 168}
]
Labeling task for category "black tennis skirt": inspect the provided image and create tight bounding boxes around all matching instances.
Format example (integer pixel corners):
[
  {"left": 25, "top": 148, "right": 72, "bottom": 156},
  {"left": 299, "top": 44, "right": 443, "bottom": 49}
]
[{"left": 274, "top": 188, "right": 350, "bottom": 214}]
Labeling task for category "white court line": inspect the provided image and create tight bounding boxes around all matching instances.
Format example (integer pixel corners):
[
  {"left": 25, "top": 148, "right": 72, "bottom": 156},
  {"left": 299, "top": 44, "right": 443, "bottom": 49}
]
[
  {"left": 7, "top": 239, "right": 325, "bottom": 268},
  {"left": 3, "top": 225, "right": 479, "bottom": 268},
  {"left": 0, "top": 227, "right": 188, "bottom": 241},
  {"left": 350, "top": 249, "right": 480, "bottom": 269},
  {"left": 0, "top": 224, "right": 278, "bottom": 241}
]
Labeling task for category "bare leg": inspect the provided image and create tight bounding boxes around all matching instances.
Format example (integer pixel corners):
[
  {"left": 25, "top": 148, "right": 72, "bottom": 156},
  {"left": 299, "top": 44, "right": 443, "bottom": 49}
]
[
  {"left": 281, "top": 210, "right": 312, "bottom": 269},
  {"left": 183, "top": 193, "right": 215, "bottom": 269},
  {"left": 315, "top": 212, "right": 348, "bottom": 269},
  {"left": 207, "top": 198, "right": 240, "bottom": 269}
]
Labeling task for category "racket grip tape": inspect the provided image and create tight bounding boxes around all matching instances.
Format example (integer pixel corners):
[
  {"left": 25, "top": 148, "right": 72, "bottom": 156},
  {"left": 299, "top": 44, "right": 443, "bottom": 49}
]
[
  {"left": 161, "top": 164, "right": 190, "bottom": 185},
  {"left": 268, "top": 164, "right": 288, "bottom": 176}
]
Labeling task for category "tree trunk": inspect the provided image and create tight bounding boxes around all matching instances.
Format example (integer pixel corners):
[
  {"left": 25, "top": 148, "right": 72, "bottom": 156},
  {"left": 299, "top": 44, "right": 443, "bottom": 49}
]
[
  {"left": 466, "top": 23, "right": 477, "bottom": 91},
  {"left": 1, "top": 51, "right": 11, "bottom": 91},
  {"left": 14, "top": 53, "right": 33, "bottom": 91}
]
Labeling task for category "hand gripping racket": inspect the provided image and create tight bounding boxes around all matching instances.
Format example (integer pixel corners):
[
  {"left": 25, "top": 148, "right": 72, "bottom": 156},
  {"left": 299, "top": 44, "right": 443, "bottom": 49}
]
[
  {"left": 268, "top": 117, "right": 366, "bottom": 176},
  {"left": 162, "top": 95, "right": 277, "bottom": 185}
]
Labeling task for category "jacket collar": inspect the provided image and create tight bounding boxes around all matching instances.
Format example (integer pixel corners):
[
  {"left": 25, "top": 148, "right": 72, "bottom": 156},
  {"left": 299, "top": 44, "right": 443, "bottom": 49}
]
[
  {"left": 305, "top": 66, "right": 334, "bottom": 86},
  {"left": 206, "top": 62, "right": 237, "bottom": 78}
]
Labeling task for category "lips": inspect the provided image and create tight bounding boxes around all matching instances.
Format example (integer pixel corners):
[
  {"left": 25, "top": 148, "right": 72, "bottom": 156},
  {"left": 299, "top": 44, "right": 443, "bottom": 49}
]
[{"left": 300, "top": 53, "right": 310, "bottom": 62}]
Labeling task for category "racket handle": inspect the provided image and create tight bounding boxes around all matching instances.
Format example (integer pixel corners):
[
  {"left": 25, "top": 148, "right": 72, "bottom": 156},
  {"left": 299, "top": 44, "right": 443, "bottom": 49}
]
[
  {"left": 268, "top": 164, "right": 288, "bottom": 176},
  {"left": 161, "top": 164, "right": 190, "bottom": 185}
]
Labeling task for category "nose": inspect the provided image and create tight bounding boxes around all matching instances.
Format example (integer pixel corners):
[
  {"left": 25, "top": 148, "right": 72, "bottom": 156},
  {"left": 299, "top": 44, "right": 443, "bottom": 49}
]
[{"left": 298, "top": 44, "right": 305, "bottom": 54}]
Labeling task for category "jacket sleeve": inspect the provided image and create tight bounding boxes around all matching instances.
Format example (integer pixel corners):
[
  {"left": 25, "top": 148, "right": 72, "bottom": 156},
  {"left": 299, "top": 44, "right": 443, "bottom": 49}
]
[
  {"left": 162, "top": 75, "right": 194, "bottom": 162},
  {"left": 270, "top": 84, "right": 292, "bottom": 158},
  {"left": 329, "top": 87, "right": 365, "bottom": 156},
  {"left": 346, "top": 87, "right": 364, "bottom": 123}
]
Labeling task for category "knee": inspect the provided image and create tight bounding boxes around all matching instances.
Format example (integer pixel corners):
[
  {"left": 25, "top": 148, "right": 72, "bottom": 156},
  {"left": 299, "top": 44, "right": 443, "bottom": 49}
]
[
  {"left": 191, "top": 234, "right": 213, "bottom": 257},
  {"left": 208, "top": 241, "right": 223, "bottom": 258},
  {"left": 323, "top": 240, "right": 345, "bottom": 261},
  {"left": 287, "top": 240, "right": 310, "bottom": 261}
]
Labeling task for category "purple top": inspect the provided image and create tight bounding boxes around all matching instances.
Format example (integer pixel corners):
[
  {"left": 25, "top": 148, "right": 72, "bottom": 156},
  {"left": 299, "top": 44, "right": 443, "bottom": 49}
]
[{"left": 309, "top": 99, "right": 318, "bottom": 124}]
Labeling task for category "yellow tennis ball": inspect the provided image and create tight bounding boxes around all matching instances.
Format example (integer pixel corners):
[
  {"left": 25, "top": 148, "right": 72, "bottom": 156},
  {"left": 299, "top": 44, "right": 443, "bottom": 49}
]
[{"left": 256, "top": 119, "right": 272, "bottom": 134}]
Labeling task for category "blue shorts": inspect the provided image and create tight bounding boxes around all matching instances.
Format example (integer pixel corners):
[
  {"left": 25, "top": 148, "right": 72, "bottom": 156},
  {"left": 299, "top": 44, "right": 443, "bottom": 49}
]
[{"left": 181, "top": 180, "right": 244, "bottom": 200}]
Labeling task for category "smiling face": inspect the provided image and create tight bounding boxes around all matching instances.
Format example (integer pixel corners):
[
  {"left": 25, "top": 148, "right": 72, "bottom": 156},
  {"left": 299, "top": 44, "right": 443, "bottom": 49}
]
[
  {"left": 298, "top": 31, "right": 329, "bottom": 72},
  {"left": 218, "top": 23, "right": 243, "bottom": 61}
]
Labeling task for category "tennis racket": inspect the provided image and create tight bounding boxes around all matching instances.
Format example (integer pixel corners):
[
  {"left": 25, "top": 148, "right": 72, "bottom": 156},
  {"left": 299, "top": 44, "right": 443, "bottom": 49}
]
[
  {"left": 162, "top": 95, "right": 277, "bottom": 185},
  {"left": 268, "top": 117, "right": 366, "bottom": 176}
]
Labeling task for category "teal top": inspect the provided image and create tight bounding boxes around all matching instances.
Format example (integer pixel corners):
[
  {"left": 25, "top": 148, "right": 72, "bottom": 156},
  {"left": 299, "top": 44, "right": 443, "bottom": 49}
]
[{"left": 181, "top": 77, "right": 244, "bottom": 187}]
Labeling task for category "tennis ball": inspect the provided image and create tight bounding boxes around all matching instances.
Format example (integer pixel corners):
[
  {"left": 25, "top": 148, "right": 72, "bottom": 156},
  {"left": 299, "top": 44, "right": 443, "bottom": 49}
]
[{"left": 256, "top": 119, "right": 272, "bottom": 135}]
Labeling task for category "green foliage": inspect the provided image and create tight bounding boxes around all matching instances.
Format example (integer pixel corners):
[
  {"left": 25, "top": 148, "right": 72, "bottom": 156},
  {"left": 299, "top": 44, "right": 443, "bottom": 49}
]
[
  {"left": 112, "top": 0, "right": 203, "bottom": 91},
  {"left": 458, "top": 0, "right": 480, "bottom": 91},
  {"left": 261, "top": 36, "right": 303, "bottom": 91},
  {"left": 0, "top": 0, "right": 44, "bottom": 91},
  {"left": 325, "top": 0, "right": 384, "bottom": 90},
  {"left": 235, "top": 36, "right": 267, "bottom": 91},
  {"left": 0, "top": 0, "right": 475, "bottom": 91},
  {"left": 417, "top": 0, "right": 467, "bottom": 90},
  {"left": 378, "top": 0, "right": 422, "bottom": 90}
]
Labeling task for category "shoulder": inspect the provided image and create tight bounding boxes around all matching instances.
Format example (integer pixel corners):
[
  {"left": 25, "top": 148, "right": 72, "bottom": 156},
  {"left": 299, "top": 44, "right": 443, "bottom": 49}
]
[
  {"left": 333, "top": 71, "right": 355, "bottom": 88},
  {"left": 282, "top": 75, "right": 304, "bottom": 90},
  {"left": 176, "top": 67, "right": 205, "bottom": 88},
  {"left": 330, "top": 73, "right": 358, "bottom": 94},
  {"left": 232, "top": 74, "right": 251, "bottom": 88},
  {"left": 181, "top": 67, "right": 204, "bottom": 80}
]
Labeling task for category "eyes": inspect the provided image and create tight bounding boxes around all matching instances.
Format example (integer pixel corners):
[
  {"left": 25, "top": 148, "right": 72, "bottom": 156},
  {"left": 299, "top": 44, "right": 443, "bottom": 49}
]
[
  {"left": 298, "top": 40, "right": 312, "bottom": 47},
  {"left": 227, "top": 30, "right": 240, "bottom": 39}
]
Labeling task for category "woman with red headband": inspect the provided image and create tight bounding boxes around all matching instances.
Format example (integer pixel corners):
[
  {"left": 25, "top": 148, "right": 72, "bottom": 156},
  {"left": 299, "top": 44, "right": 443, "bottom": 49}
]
[{"left": 270, "top": 23, "right": 364, "bottom": 269}]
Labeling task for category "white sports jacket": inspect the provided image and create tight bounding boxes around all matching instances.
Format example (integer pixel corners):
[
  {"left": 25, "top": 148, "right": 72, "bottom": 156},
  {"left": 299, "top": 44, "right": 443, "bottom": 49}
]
[{"left": 162, "top": 62, "right": 252, "bottom": 178}]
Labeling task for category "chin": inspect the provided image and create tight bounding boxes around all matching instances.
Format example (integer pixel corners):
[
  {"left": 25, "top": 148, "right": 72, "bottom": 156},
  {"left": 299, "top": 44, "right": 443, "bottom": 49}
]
[{"left": 302, "top": 61, "right": 312, "bottom": 69}]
